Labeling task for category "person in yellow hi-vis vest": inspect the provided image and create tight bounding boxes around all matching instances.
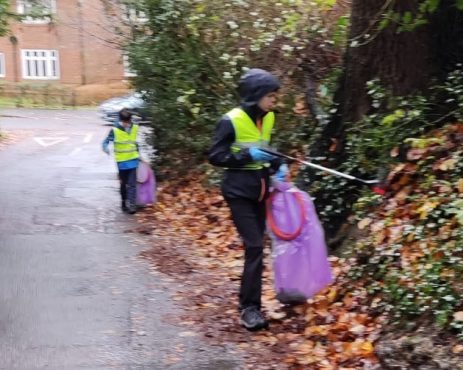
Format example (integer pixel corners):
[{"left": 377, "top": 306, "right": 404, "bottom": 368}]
[
  {"left": 209, "top": 69, "right": 288, "bottom": 331},
  {"left": 102, "top": 108, "right": 140, "bottom": 214}
]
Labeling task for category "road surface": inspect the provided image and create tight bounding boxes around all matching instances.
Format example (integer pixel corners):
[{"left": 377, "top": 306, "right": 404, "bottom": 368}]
[{"left": 0, "top": 109, "right": 240, "bottom": 370}]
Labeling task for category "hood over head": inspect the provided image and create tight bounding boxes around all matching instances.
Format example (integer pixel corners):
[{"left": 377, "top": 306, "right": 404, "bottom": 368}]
[{"left": 238, "top": 68, "right": 280, "bottom": 107}]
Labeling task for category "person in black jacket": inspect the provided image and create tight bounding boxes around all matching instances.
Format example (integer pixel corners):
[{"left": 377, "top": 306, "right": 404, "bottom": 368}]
[{"left": 209, "top": 68, "right": 288, "bottom": 331}]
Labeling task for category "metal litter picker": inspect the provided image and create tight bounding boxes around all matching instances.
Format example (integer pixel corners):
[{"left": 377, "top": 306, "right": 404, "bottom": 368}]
[{"left": 261, "top": 148, "right": 379, "bottom": 185}]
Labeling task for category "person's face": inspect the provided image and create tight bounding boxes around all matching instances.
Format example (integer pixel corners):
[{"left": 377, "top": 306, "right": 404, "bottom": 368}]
[{"left": 258, "top": 91, "right": 278, "bottom": 112}]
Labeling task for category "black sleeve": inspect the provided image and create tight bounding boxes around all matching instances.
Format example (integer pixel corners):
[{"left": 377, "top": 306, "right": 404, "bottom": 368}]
[
  {"left": 269, "top": 157, "right": 285, "bottom": 173},
  {"left": 208, "top": 116, "right": 253, "bottom": 168}
]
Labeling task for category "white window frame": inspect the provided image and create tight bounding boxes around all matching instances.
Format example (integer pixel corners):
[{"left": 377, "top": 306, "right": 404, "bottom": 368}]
[
  {"left": 121, "top": 4, "right": 148, "bottom": 23},
  {"left": 0, "top": 53, "right": 5, "bottom": 78},
  {"left": 123, "top": 54, "right": 136, "bottom": 77},
  {"left": 21, "top": 49, "right": 60, "bottom": 80},
  {"left": 16, "top": 0, "right": 57, "bottom": 24}
]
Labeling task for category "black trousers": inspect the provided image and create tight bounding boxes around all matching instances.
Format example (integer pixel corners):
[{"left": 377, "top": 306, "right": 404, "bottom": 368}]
[
  {"left": 226, "top": 197, "right": 266, "bottom": 310},
  {"left": 118, "top": 168, "right": 137, "bottom": 205}
]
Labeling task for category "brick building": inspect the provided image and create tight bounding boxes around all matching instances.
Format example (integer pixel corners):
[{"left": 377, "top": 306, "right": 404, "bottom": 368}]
[{"left": 0, "top": 0, "right": 136, "bottom": 86}]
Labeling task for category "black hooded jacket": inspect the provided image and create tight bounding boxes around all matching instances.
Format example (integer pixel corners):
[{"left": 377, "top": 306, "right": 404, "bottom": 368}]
[{"left": 208, "top": 69, "right": 283, "bottom": 201}]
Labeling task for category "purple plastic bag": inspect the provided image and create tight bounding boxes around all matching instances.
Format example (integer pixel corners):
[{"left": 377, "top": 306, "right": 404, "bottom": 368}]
[
  {"left": 267, "top": 181, "right": 333, "bottom": 303},
  {"left": 136, "top": 161, "right": 156, "bottom": 206}
]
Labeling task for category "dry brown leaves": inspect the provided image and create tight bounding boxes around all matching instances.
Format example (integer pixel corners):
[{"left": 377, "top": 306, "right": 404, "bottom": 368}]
[
  {"left": 136, "top": 173, "right": 381, "bottom": 369},
  {"left": 135, "top": 123, "right": 463, "bottom": 368},
  {"left": 0, "top": 130, "right": 32, "bottom": 150},
  {"left": 360, "top": 123, "right": 463, "bottom": 248}
]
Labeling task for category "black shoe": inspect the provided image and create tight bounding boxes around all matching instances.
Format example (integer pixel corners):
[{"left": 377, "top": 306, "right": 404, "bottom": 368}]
[
  {"left": 127, "top": 203, "right": 137, "bottom": 214},
  {"left": 121, "top": 200, "right": 129, "bottom": 213},
  {"left": 239, "top": 306, "right": 268, "bottom": 331}
]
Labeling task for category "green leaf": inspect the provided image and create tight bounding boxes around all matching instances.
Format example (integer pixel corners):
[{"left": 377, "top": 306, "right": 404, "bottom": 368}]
[
  {"left": 381, "top": 109, "right": 405, "bottom": 126},
  {"left": 378, "top": 18, "right": 390, "bottom": 31},
  {"left": 427, "top": 0, "right": 441, "bottom": 12},
  {"left": 381, "top": 114, "right": 398, "bottom": 127},
  {"left": 337, "top": 15, "right": 348, "bottom": 27},
  {"left": 456, "top": 0, "right": 463, "bottom": 10},
  {"left": 315, "top": 0, "right": 336, "bottom": 7},
  {"left": 402, "top": 11, "right": 413, "bottom": 24}
]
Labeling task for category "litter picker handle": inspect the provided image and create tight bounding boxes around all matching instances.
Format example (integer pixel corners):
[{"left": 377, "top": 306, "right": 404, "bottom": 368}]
[
  {"left": 260, "top": 148, "right": 293, "bottom": 161},
  {"left": 260, "top": 148, "right": 379, "bottom": 185}
]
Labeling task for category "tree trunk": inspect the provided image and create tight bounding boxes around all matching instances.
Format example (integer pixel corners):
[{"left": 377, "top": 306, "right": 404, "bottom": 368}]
[
  {"left": 313, "top": 0, "right": 462, "bottom": 160},
  {"left": 308, "top": 0, "right": 463, "bottom": 240}
]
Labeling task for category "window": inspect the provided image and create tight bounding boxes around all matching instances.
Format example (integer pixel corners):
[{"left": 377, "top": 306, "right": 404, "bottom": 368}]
[
  {"left": 0, "top": 53, "right": 5, "bottom": 78},
  {"left": 21, "top": 50, "right": 59, "bottom": 79},
  {"left": 123, "top": 54, "right": 136, "bottom": 77},
  {"left": 17, "top": 0, "right": 56, "bottom": 24},
  {"left": 121, "top": 4, "right": 147, "bottom": 23}
]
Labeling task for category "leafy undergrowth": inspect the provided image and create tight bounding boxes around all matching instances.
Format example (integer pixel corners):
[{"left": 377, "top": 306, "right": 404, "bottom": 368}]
[
  {"left": 348, "top": 123, "right": 463, "bottom": 369},
  {"left": 136, "top": 183, "right": 380, "bottom": 369},
  {"left": 135, "top": 123, "right": 463, "bottom": 369}
]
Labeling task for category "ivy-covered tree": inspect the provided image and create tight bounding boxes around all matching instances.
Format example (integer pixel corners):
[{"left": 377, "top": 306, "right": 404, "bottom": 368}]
[
  {"left": 304, "top": 0, "right": 463, "bottom": 241},
  {"left": 315, "top": 0, "right": 463, "bottom": 149}
]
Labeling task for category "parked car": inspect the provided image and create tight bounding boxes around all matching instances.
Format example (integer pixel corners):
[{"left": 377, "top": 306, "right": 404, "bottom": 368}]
[{"left": 98, "top": 92, "right": 149, "bottom": 124}]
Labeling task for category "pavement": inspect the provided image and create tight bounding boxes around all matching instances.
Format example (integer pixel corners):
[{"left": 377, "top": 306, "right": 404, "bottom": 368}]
[{"left": 0, "top": 109, "right": 242, "bottom": 370}]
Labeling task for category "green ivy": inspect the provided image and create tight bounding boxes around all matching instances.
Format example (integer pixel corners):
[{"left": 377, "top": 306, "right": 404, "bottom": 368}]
[
  {"left": 299, "top": 69, "right": 463, "bottom": 232},
  {"left": 0, "top": 0, "right": 16, "bottom": 36},
  {"left": 345, "top": 124, "right": 463, "bottom": 334}
]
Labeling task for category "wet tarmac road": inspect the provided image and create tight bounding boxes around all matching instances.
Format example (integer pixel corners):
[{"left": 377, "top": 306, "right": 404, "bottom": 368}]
[{"left": 0, "top": 109, "right": 241, "bottom": 370}]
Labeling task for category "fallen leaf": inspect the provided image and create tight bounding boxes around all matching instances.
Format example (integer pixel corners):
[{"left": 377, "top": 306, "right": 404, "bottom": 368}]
[
  {"left": 416, "top": 201, "right": 439, "bottom": 219},
  {"left": 179, "top": 331, "right": 197, "bottom": 337},
  {"left": 358, "top": 218, "right": 372, "bottom": 230},
  {"left": 407, "top": 148, "right": 427, "bottom": 161},
  {"left": 349, "top": 324, "right": 367, "bottom": 336},
  {"left": 268, "top": 311, "right": 286, "bottom": 320},
  {"left": 437, "top": 158, "right": 457, "bottom": 171},
  {"left": 457, "top": 179, "right": 463, "bottom": 193},
  {"left": 304, "top": 325, "right": 329, "bottom": 336},
  {"left": 454, "top": 311, "right": 463, "bottom": 321}
]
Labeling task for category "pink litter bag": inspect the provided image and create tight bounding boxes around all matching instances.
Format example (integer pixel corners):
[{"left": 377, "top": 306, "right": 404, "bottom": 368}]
[
  {"left": 136, "top": 161, "right": 156, "bottom": 206},
  {"left": 267, "top": 181, "right": 333, "bottom": 304}
]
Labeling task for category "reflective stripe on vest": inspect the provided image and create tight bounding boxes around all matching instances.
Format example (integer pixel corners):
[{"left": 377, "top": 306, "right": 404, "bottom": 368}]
[
  {"left": 227, "top": 107, "right": 274, "bottom": 170},
  {"left": 113, "top": 125, "right": 139, "bottom": 162}
]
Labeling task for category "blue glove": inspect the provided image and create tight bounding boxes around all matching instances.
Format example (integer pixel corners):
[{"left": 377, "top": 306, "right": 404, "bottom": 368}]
[
  {"left": 102, "top": 144, "right": 110, "bottom": 155},
  {"left": 275, "top": 163, "right": 289, "bottom": 181},
  {"left": 249, "top": 147, "right": 275, "bottom": 161}
]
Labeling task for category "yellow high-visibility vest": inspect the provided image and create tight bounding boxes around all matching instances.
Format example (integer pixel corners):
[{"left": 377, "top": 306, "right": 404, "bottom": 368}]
[
  {"left": 113, "top": 125, "right": 139, "bottom": 162},
  {"left": 227, "top": 107, "right": 274, "bottom": 170}
]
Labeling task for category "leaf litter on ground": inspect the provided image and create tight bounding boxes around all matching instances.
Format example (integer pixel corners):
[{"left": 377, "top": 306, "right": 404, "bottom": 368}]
[{"left": 136, "top": 175, "right": 381, "bottom": 369}]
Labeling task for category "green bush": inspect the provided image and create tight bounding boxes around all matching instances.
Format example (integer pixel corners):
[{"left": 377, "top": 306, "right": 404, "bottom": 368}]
[
  {"left": 345, "top": 127, "right": 463, "bottom": 334},
  {"left": 126, "top": 0, "right": 348, "bottom": 174},
  {"left": 297, "top": 68, "right": 463, "bottom": 235}
]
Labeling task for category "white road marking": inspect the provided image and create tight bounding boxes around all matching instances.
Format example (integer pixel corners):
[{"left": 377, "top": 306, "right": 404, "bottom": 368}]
[
  {"left": 69, "top": 147, "right": 82, "bottom": 156},
  {"left": 83, "top": 133, "right": 93, "bottom": 143},
  {"left": 34, "top": 137, "right": 69, "bottom": 147}
]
